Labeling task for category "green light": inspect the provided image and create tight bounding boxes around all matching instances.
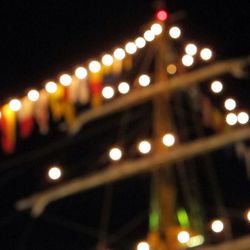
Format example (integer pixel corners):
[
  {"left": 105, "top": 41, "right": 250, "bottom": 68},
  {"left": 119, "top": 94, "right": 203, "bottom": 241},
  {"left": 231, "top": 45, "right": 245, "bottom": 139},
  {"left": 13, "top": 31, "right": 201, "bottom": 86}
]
[
  {"left": 177, "top": 208, "right": 190, "bottom": 227},
  {"left": 149, "top": 211, "right": 159, "bottom": 231},
  {"left": 186, "top": 235, "right": 204, "bottom": 248}
]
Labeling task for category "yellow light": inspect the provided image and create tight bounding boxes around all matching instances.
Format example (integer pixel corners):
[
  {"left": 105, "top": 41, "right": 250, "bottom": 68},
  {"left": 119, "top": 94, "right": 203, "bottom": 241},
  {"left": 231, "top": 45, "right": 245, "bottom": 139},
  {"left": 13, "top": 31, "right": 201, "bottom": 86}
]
[
  {"left": 102, "top": 54, "right": 114, "bottom": 66},
  {"left": 9, "top": 99, "right": 22, "bottom": 111},
  {"left": 246, "top": 209, "right": 250, "bottom": 222},
  {"left": 200, "top": 48, "right": 212, "bottom": 61},
  {"left": 182, "top": 54, "right": 194, "bottom": 67},
  {"left": 211, "top": 219, "right": 224, "bottom": 233},
  {"left": 48, "top": 166, "right": 62, "bottom": 181},
  {"left": 138, "top": 140, "right": 152, "bottom": 154},
  {"left": 185, "top": 43, "right": 198, "bottom": 56},
  {"left": 166, "top": 64, "right": 177, "bottom": 75},
  {"left": 89, "top": 60, "right": 101, "bottom": 73},
  {"left": 151, "top": 23, "right": 163, "bottom": 36},
  {"left": 75, "top": 67, "right": 87, "bottom": 79},
  {"left": 237, "top": 112, "right": 249, "bottom": 125},
  {"left": 143, "top": 30, "right": 155, "bottom": 42},
  {"left": 186, "top": 235, "right": 204, "bottom": 248},
  {"left": 45, "top": 81, "right": 58, "bottom": 94},
  {"left": 114, "top": 48, "right": 126, "bottom": 60},
  {"left": 224, "top": 98, "right": 236, "bottom": 111},
  {"left": 138, "top": 74, "right": 151, "bottom": 87},
  {"left": 226, "top": 113, "right": 237, "bottom": 126},
  {"left": 102, "top": 86, "right": 115, "bottom": 99},
  {"left": 169, "top": 26, "right": 181, "bottom": 39},
  {"left": 125, "top": 42, "right": 137, "bottom": 54},
  {"left": 27, "top": 89, "right": 40, "bottom": 102},
  {"left": 135, "top": 37, "right": 146, "bottom": 48},
  {"left": 177, "top": 231, "right": 190, "bottom": 244},
  {"left": 109, "top": 147, "right": 122, "bottom": 161},
  {"left": 137, "top": 241, "right": 150, "bottom": 250},
  {"left": 118, "top": 82, "right": 130, "bottom": 94},
  {"left": 162, "top": 133, "right": 175, "bottom": 147},
  {"left": 59, "top": 74, "right": 72, "bottom": 86},
  {"left": 211, "top": 80, "right": 223, "bottom": 93}
]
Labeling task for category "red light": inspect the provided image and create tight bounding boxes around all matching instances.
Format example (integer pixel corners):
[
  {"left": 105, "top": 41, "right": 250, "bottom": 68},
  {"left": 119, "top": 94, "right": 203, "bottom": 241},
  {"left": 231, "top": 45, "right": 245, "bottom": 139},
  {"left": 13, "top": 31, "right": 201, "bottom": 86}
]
[{"left": 156, "top": 10, "right": 168, "bottom": 21}]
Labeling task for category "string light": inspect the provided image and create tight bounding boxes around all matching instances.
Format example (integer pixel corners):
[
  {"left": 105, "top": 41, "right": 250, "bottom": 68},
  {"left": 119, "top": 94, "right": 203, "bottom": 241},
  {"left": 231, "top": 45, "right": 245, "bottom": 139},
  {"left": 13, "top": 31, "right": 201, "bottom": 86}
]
[
  {"left": 211, "top": 219, "right": 224, "bottom": 233},
  {"left": 89, "top": 60, "right": 101, "bottom": 73},
  {"left": 162, "top": 133, "right": 175, "bottom": 147},
  {"left": 166, "top": 64, "right": 177, "bottom": 75},
  {"left": 182, "top": 54, "right": 194, "bottom": 67},
  {"left": 75, "top": 67, "right": 88, "bottom": 79},
  {"left": 102, "top": 54, "right": 114, "bottom": 66},
  {"left": 169, "top": 26, "right": 181, "bottom": 39},
  {"left": 185, "top": 43, "right": 198, "bottom": 56},
  {"left": 125, "top": 42, "right": 137, "bottom": 54},
  {"left": 118, "top": 82, "right": 130, "bottom": 94},
  {"left": 186, "top": 235, "right": 204, "bottom": 248},
  {"left": 109, "top": 147, "right": 122, "bottom": 161},
  {"left": 246, "top": 209, "right": 250, "bottom": 222},
  {"left": 48, "top": 166, "right": 62, "bottom": 181},
  {"left": 237, "top": 111, "right": 249, "bottom": 125},
  {"left": 200, "top": 48, "right": 212, "bottom": 61},
  {"left": 135, "top": 37, "right": 146, "bottom": 48},
  {"left": 60, "top": 74, "right": 72, "bottom": 86},
  {"left": 114, "top": 48, "right": 126, "bottom": 60},
  {"left": 211, "top": 80, "right": 223, "bottom": 94},
  {"left": 137, "top": 140, "right": 152, "bottom": 154},
  {"left": 177, "top": 231, "right": 190, "bottom": 244},
  {"left": 45, "top": 81, "right": 58, "bottom": 94},
  {"left": 27, "top": 89, "right": 40, "bottom": 102},
  {"left": 137, "top": 241, "right": 150, "bottom": 250},
  {"left": 224, "top": 98, "right": 236, "bottom": 111},
  {"left": 9, "top": 99, "right": 22, "bottom": 111},
  {"left": 102, "top": 86, "right": 115, "bottom": 99},
  {"left": 143, "top": 30, "right": 155, "bottom": 42},
  {"left": 156, "top": 9, "right": 168, "bottom": 21},
  {"left": 226, "top": 113, "right": 237, "bottom": 126},
  {"left": 138, "top": 74, "right": 151, "bottom": 87},
  {"left": 151, "top": 23, "right": 163, "bottom": 36}
]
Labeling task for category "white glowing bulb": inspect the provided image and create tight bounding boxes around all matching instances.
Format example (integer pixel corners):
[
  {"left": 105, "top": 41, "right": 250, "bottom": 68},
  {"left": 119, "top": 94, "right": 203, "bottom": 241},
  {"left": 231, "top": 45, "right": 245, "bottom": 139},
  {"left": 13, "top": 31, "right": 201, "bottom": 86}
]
[
  {"left": 185, "top": 43, "right": 198, "bottom": 56},
  {"left": 139, "top": 74, "right": 151, "bottom": 87},
  {"left": 200, "top": 48, "right": 212, "bottom": 61},
  {"left": 177, "top": 231, "right": 190, "bottom": 244},
  {"left": 138, "top": 140, "right": 152, "bottom": 154},
  {"left": 137, "top": 242, "right": 150, "bottom": 250},
  {"left": 109, "top": 147, "right": 122, "bottom": 161},
  {"left": 226, "top": 113, "right": 237, "bottom": 126},
  {"left": 135, "top": 37, "right": 146, "bottom": 48},
  {"left": 169, "top": 26, "right": 181, "bottom": 39},
  {"left": 237, "top": 112, "right": 249, "bottom": 125},
  {"left": 102, "top": 86, "right": 115, "bottom": 99},
  {"left": 102, "top": 54, "right": 114, "bottom": 66},
  {"left": 48, "top": 166, "right": 62, "bottom": 180},
  {"left": 114, "top": 48, "right": 126, "bottom": 60},
  {"left": 60, "top": 74, "right": 72, "bottom": 86},
  {"left": 89, "top": 60, "right": 101, "bottom": 73},
  {"left": 45, "top": 81, "right": 58, "bottom": 94},
  {"left": 144, "top": 30, "right": 155, "bottom": 42},
  {"left": 151, "top": 23, "right": 163, "bottom": 35},
  {"left": 162, "top": 133, "right": 175, "bottom": 147},
  {"left": 118, "top": 82, "right": 130, "bottom": 94},
  {"left": 125, "top": 42, "right": 137, "bottom": 54},
  {"left": 27, "top": 89, "right": 40, "bottom": 102},
  {"left": 182, "top": 54, "right": 194, "bottom": 67},
  {"left": 211, "top": 80, "right": 223, "bottom": 93},
  {"left": 224, "top": 98, "right": 236, "bottom": 111},
  {"left": 9, "top": 99, "right": 22, "bottom": 111},
  {"left": 211, "top": 220, "right": 224, "bottom": 233},
  {"left": 75, "top": 67, "right": 87, "bottom": 79},
  {"left": 246, "top": 209, "right": 250, "bottom": 222}
]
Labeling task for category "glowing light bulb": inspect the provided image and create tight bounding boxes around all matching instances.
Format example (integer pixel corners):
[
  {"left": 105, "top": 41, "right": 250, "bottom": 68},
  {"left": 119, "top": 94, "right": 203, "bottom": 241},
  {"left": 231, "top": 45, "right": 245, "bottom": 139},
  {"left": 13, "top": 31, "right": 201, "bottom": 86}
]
[
  {"left": 45, "top": 81, "right": 58, "bottom": 94},
  {"left": 177, "top": 231, "right": 190, "bottom": 244},
  {"left": 60, "top": 74, "right": 72, "bottom": 86},
  {"left": 185, "top": 43, "right": 198, "bottom": 56},
  {"left": 114, "top": 48, "right": 126, "bottom": 60},
  {"left": 89, "top": 60, "right": 101, "bottom": 73},
  {"left": 102, "top": 54, "right": 114, "bottom": 66},
  {"left": 200, "top": 48, "right": 212, "bottom": 61},
  {"left": 226, "top": 113, "right": 237, "bottom": 126},
  {"left": 211, "top": 220, "right": 224, "bottom": 233},
  {"left": 156, "top": 10, "right": 168, "bottom": 22},
  {"left": 224, "top": 98, "right": 236, "bottom": 111},
  {"left": 169, "top": 26, "right": 181, "bottom": 39},
  {"left": 182, "top": 54, "right": 194, "bottom": 67},
  {"left": 138, "top": 74, "right": 151, "bottom": 87},
  {"left": 138, "top": 140, "right": 152, "bottom": 154},
  {"left": 109, "top": 147, "right": 122, "bottom": 161},
  {"left": 48, "top": 166, "right": 62, "bottom": 181},
  {"left": 151, "top": 23, "right": 163, "bottom": 36},
  {"left": 211, "top": 80, "right": 223, "bottom": 93},
  {"left": 125, "top": 42, "right": 137, "bottom": 55},
  {"left": 137, "top": 241, "right": 150, "bottom": 250},
  {"left": 27, "top": 89, "right": 40, "bottom": 102},
  {"left": 135, "top": 37, "right": 146, "bottom": 48},
  {"left": 118, "top": 82, "right": 130, "bottom": 94},
  {"left": 144, "top": 30, "right": 155, "bottom": 42},
  {"left": 75, "top": 67, "right": 87, "bottom": 79},
  {"left": 166, "top": 64, "right": 177, "bottom": 75},
  {"left": 246, "top": 209, "right": 250, "bottom": 222},
  {"left": 102, "top": 86, "right": 115, "bottom": 99},
  {"left": 237, "top": 112, "right": 249, "bottom": 124},
  {"left": 162, "top": 133, "right": 175, "bottom": 147},
  {"left": 9, "top": 99, "right": 22, "bottom": 111}
]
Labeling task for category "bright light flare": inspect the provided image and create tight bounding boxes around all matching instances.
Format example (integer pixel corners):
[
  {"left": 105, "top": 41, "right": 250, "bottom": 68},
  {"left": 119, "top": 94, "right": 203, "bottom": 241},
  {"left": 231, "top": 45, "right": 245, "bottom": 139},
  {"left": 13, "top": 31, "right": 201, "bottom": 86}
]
[
  {"left": 246, "top": 209, "right": 250, "bottom": 222},
  {"left": 169, "top": 26, "right": 181, "bottom": 39},
  {"left": 144, "top": 30, "right": 155, "bottom": 42},
  {"left": 138, "top": 74, "right": 151, "bottom": 87},
  {"left": 118, "top": 82, "right": 130, "bottom": 94},
  {"left": 109, "top": 147, "right": 122, "bottom": 161},
  {"left": 102, "top": 86, "right": 115, "bottom": 99},
  {"left": 138, "top": 140, "right": 152, "bottom": 154},
  {"left": 182, "top": 54, "right": 194, "bottom": 67},
  {"left": 75, "top": 67, "right": 87, "bottom": 79},
  {"left": 89, "top": 60, "right": 101, "bottom": 73},
  {"left": 185, "top": 43, "right": 197, "bottom": 56},
  {"left": 211, "top": 219, "right": 224, "bottom": 233},
  {"left": 177, "top": 231, "right": 190, "bottom": 244},
  {"left": 135, "top": 37, "right": 146, "bottom": 48},
  {"left": 200, "top": 48, "right": 212, "bottom": 61},
  {"left": 48, "top": 166, "right": 62, "bottom": 181},
  {"left": 211, "top": 80, "right": 223, "bottom": 94},
  {"left": 224, "top": 98, "right": 236, "bottom": 111},
  {"left": 9, "top": 99, "right": 22, "bottom": 111},
  {"left": 151, "top": 23, "right": 163, "bottom": 36},
  {"left": 226, "top": 113, "right": 237, "bottom": 126},
  {"left": 60, "top": 74, "right": 72, "bottom": 86},
  {"left": 237, "top": 112, "right": 249, "bottom": 125},
  {"left": 27, "top": 89, "right": 40, "bottom": 102},
  {"left": 137, "top": 241, "right": 150, "bottom": 250},
  {"left": 162, "top": 133, "right": 175, "bottom": 147},
  {"left": 156, "top": 10, "right": 168, "bottom": 21},
  {"left": 102, "top": 54, "right": 114, "bottom": 66},
  {"left": 45, "top": 81, "right": 58, "bottom": 94}
]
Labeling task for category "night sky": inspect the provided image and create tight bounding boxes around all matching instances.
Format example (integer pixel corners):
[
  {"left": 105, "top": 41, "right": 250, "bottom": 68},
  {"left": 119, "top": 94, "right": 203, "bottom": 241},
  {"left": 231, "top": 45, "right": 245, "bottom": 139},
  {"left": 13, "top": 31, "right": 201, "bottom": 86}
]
[{"left": 0, "top": 1, "right": 250, "bottom": 249}]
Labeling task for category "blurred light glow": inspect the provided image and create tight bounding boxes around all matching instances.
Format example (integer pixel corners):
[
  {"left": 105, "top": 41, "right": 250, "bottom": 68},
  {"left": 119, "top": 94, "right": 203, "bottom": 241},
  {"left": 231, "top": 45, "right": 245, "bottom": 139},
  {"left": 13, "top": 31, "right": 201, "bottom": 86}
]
[
  {"left": 138, "top": 140, "right": 152, "bottom": 154},
  {"left": 224, "top": 98, "right": 236, "bottom": 111},
  {"left": 135, "top": 37, "right": 146, "bottom": 48},
  {"left": 211, "top": 220, "right": 224, "bottom": 233},
  {"left": 45, "top": 81, "right": 58, "bottom": 94},
  {"left": 186, "top": 235, "right": 204, "bottom": 248},
  {"left": 211, "top": 80, "right": 223, "bottom": 93},
  {"left": 118, "top": 82, "right": 130, "bottom": 94},
  {"left": 167, "top": 64, "right": 177, "bottom": 75},
  {"left": 60, "top": 74, "right": 72, "bottom": 86},
  {"left": 125, "top": 42, "right": 137, "bottom": 54},
  {"left": 226, "top": 113, "right": 237, "bottom": 126},
  {"left": 200, "top": 48, "right": 212, "bottom": 61},
  {"left": 169, "top": 26, "right": 181, "bottom": 39},
  {"left": 114, "top": 48, "right": 126, "bottom": 60},
  {"left": 162, "top": 133, "right": 175, "bottom": 147},
  {"left": 48, "top": 166, "right": 62, "bottom": 181},
  {"left": 177, "top": 231, "right": 190, "bottom": 244},
  {"left": 75, "top": 67, "right": 87, "bottom": 79},
  {"left": 246, "top": 209, "right": 250, "bottom": 222},
  {"left": 144, "top": 30, "right": 155, "bottom": 42},
  {"left": 109, "top": 147, "right": 122, "bottom": 161},
  {"left": 102, "top": 86, "right": 115, "bottom": 99},
  {"left": 182, "top": 54, "right": 194, "bottom": 67},
  {"left": 151, "top": 23, "right": 163, "bottom": 36},
  {"left": 138, "top": 74, "right": 151, "bottom": 87},
  {"left": 9, "top": 99, "right": 22, "bottom": 111},
  {"left": 89, "top": 60, "right": 101, "bottom": 73},
  {"left": 137, "top": 241, "right": 150, "bottom": 250},
  {"left": 237, "top": 112, "right": 249, "bottom": 124},
  {"left": 185, "top": 43, "right": 197, "bottom": 56},
  {"left": 156, "top": 10, "right": 168, "bottom": 21},
  {"left": 102, "top": 54, "right": 114, "bottom": 66},
  {"left": 28, "top": 89, "right": 40, "bottom": 102}
]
